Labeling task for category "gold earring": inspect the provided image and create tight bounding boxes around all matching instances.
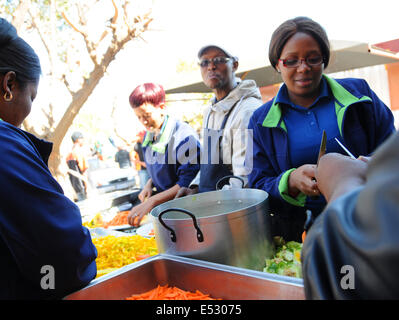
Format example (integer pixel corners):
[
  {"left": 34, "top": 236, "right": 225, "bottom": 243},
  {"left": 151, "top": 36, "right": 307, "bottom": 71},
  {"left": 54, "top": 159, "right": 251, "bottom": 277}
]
[{"left": 3, "top": 91, "right": 13, "bottom": 102}]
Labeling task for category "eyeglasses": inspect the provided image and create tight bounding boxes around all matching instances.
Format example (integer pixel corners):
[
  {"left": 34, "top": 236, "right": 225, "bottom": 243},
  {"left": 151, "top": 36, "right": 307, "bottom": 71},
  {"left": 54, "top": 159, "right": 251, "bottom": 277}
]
[
  {"left": 198, "top": 56, "right": 232, "bottom": 68},
  {"left": 278, "top": 56, "right": 324, "bottom": 68}
]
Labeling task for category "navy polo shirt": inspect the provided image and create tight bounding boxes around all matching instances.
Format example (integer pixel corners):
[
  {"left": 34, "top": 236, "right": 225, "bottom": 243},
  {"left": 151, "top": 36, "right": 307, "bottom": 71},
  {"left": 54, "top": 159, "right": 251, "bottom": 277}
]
[
  {"left": 276, "top": 77, "right": 342, "bottom": 169},
  {"left": 142, "top": 116, "right": 201, "bottom": 192}
]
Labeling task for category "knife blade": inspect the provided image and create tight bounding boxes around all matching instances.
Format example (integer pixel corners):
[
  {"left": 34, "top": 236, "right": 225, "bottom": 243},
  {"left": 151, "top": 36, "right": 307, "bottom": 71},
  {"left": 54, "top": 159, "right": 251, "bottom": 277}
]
[
  {"left": 311, "top": 131, "right": 327, "bottom": 194},
  {"left": 316, "top": 130, "right": 327, "bottom": 166}
]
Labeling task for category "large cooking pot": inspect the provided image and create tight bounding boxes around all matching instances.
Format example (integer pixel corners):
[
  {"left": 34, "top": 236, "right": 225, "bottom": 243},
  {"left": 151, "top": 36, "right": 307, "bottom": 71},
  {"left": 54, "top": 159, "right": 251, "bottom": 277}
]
[{"left": 150, "top": 178, "right": 273, "bottom": 271}]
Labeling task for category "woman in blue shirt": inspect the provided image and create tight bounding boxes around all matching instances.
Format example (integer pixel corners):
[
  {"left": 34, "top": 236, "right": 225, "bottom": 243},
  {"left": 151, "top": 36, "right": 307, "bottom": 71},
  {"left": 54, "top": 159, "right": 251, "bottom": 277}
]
[
  {"left": 0, "top": 18, "right": 96, "bottom": 299},
  {"left": 127, "top": 83, "right": 201, "bottom": 226},
  {"left": 247, "top": 17, "right": 395, "bottom": 242}
]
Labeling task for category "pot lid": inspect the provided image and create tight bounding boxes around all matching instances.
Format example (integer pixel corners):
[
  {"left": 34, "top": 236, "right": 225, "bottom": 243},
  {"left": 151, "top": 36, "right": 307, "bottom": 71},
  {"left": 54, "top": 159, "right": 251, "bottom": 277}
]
[{"left": 150, "top": 189, "right": 268, "bottom": 222}]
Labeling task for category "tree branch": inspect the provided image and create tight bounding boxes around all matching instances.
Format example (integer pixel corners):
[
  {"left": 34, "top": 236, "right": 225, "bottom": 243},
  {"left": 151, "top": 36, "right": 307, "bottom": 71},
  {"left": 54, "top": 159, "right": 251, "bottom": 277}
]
[
  {"left": 61, "top": 10, "right": 98, "bottom": 66},
  {"left": 28, "top": 9, "right": 53, "bottom": 70},
  {"left": 41, "top": 102, "right": 56, "bottom": 138},
  {"left": 61, "top": 11, "right": 85, "bottom": 37},
  {"left": 110, "top": 100, "right": 130, "bottom": 146},
  {"left": 122, "top": 1, "right": 131, "bottom": 31},
  {"left": 11, "top": 0, "right": 29, "bottom": 32},
  {"left": 62, "top": 74, "right": 74, "bottom": 96},
  {"left": 111, "top": 0, "right": 118, "bottom": 24}
]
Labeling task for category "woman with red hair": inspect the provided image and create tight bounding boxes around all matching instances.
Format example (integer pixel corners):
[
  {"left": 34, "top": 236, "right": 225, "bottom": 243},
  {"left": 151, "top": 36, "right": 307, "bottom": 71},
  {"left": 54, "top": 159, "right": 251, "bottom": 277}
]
[{"left": 127, "top": 83, "right": 201, "bottom": 226}]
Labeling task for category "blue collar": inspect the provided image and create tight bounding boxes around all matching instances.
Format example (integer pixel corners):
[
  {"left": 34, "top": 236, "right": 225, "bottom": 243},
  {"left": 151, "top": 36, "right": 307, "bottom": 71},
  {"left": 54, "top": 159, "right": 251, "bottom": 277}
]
[{"left": 275, "top": 77, "right": 330, "bottom": 109}]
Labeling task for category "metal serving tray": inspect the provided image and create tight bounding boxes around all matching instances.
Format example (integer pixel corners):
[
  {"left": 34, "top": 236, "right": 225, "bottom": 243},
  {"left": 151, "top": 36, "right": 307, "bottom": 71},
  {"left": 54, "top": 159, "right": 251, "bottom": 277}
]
[{"left": 64, "top": 254, "right": 304, "bottom": 300}]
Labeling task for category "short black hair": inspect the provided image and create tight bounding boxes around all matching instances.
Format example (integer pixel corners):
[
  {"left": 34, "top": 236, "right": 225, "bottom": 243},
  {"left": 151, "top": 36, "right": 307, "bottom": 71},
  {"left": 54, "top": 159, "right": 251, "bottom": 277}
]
[
  {"left": 0, "top": 18, "right": 41, "bottom": 85},
  {"left": 268, "top": 16, "right": 330, "bottom": 70}
]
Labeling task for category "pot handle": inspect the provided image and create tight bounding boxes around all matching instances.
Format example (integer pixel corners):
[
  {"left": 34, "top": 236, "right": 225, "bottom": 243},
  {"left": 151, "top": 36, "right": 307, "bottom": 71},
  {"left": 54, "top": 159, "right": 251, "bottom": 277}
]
[
  {"left": 157, "top": 208, "right": 204, "bottom": 243},
  {"left": 215, "top": 175, "right": 245, "bottom": 190}
]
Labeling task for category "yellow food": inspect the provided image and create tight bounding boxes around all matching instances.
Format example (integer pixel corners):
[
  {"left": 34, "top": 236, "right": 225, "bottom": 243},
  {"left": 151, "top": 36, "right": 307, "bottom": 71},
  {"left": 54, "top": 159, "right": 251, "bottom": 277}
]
[
  {"left": 82, "top": 212, "right": 104, "bottom": 228},
  {"left": 92, "top": 235, "right": 158, "bottom": 278}
]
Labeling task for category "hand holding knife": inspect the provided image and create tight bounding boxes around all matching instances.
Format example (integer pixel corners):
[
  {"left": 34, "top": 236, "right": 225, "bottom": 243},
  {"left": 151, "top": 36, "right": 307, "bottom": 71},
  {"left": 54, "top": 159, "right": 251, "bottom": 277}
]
[
  {"left": 304, "top": 130, "right": 326, "bottom": 242},
  {"left": 311, "top": 130, "right": 326, "bottom": 189}
]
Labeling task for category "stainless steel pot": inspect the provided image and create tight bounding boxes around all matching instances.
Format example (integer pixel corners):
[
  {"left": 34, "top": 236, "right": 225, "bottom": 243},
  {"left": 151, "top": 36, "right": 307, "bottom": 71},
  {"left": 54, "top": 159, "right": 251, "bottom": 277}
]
[{"left": 150, "top": 187, "right": 273, "bottom": 271}]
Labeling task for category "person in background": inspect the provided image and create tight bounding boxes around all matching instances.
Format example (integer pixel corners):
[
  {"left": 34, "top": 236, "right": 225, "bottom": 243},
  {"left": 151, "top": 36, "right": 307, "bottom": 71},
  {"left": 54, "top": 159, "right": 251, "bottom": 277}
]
[
  {"left": 247, "top": 16, "right": 395, "bottom": 242},
  {"left": 133, "top": 130, "right": 150, "bottom": 189},
  {"left": 114, "top": 144, "right": 132, "bottom": 169},
  {"left": 92, "top": 140, "right": 103, "bottom": 161},
  {"left": 0, "top": 18, "right": 96, "bottom": 299},
  {"left": 127, "top": 83, "right": 201, "bottom": 226},
  {"left": 302, "top": 130, "right": 399, "bottom": 299},
  {"left": 176, "top": 44, "right": 263, "bottom": 197},
  {"left": 66, "top": 131, "right": 89, "bottom": 201}
]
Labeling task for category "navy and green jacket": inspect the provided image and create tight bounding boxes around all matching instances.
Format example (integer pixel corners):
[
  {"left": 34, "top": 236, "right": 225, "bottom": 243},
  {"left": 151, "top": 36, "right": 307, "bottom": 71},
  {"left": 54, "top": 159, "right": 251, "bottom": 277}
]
[
  {"left": 0, "top": 120, "right": 97, "bottom": 299},
  {"left": 142, "top": 116, "right": 201, "bottom": 192},
  {"left": 248, "top": 75, "right": 395, "bottom": 214}
]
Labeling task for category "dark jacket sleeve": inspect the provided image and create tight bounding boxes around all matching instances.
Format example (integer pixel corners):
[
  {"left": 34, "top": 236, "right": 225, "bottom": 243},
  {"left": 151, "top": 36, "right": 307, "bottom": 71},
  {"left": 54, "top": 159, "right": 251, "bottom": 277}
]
[
  {"left": 173, "top": 122, "right": 201, "bottom": 188},
  {"left": 248, "top": 114, "right": 282, "bottom": 198},
  {"left": 0, "top": 127, "right": 97, "bottom": 299},
  {"left": 301, "top": 131, "right": 399, "bottom": 299},
  {"left": 361, "top": 79, "right": 395, "bottom": 151}
]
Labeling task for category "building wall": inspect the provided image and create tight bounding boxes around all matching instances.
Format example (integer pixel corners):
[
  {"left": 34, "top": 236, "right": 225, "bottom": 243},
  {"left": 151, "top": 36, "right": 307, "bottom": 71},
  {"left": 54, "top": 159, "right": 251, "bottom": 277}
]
[
  {"left": 259, "top": 84, "right": 280, "bottom": 103},
  {"left": 328, "top": 65, "right": 391, "bottom": 108},
  {"left": 386, "top": 61, "right": 399, "bottom": 111}
]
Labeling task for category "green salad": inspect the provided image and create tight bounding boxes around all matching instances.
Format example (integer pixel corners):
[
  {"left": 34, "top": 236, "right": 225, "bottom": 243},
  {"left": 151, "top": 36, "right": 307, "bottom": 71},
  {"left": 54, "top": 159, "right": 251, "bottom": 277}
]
[{"left": 264, "top": 236, "right": 303, "bottom": 278}]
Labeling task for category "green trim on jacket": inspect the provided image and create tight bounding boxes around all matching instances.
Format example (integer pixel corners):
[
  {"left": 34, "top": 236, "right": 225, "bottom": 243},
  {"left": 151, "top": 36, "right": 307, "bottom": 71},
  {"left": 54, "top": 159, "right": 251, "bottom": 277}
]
[
  {"left": 142, "top": 115, "right": 175, "bottom": 154},
  {"left": 324, "top": 75, "right": 372, "bottom": 136},
  {"left": 278, "top": 168, "right": 308, "bottom": 206},
  {"left": 261, "top": 74, "right": 372, "bottom": 207}
]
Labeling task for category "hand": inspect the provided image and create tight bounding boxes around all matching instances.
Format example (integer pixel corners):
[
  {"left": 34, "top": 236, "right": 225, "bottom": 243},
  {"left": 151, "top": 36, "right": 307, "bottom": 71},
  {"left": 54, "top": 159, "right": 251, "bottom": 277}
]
[
  {"left": 127, "top": 199, "right": 155, "bottom": 227},
  {"left": 175, "top": 186, "right": 198, "bottom": 199},
  {"left": 288, "top": 164, "right": 319, "bottom": 197},
  {"left": 316, "top": 153, "right": 368, "bottom": 203},
  {"left": 138, "top": 185, "right": 152, "bottom": 202},
  {"left": 357, "top": 155, "right": 371, "bottom": 163}
]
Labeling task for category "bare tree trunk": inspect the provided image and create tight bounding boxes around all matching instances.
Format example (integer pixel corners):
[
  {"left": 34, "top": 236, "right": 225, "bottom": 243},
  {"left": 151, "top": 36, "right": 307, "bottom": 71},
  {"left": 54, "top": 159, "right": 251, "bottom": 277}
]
[
  {"left": 48, "top": 64, "right": 107, "bottom": 177},
  {"left": 6, "top": 1, "right": 154, "bottom": 184},
  {"left": 48, "top": 11, "right": 153, "bottom": 178}
]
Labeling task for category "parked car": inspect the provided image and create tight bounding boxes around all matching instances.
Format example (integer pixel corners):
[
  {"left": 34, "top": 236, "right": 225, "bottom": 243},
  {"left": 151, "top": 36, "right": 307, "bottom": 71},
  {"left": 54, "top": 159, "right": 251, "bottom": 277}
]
[{"left": 87, "top": 157, "right": 137, "bottom": 194}]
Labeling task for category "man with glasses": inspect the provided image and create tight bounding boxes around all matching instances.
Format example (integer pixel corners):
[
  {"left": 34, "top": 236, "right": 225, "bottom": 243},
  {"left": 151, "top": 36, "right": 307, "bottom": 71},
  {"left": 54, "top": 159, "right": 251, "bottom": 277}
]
[{"left": 176, "top": 45, "right": 263, "bottom": 197}]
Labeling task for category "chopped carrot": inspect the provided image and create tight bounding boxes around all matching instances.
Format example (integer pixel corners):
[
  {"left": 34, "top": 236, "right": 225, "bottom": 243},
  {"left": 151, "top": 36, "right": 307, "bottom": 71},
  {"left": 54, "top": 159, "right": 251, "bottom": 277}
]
[
  {"left": 302, "top": 231, "right": 306, "bottom": 243},
  {"left": 136, "top": 254, "right": 151, "bottom": 261},
  {"left": 125, "top": 284, "right": 221, "bottom": 300},
  {"left": 103, "top": 211, "right": 130, "bottom": 228}
]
